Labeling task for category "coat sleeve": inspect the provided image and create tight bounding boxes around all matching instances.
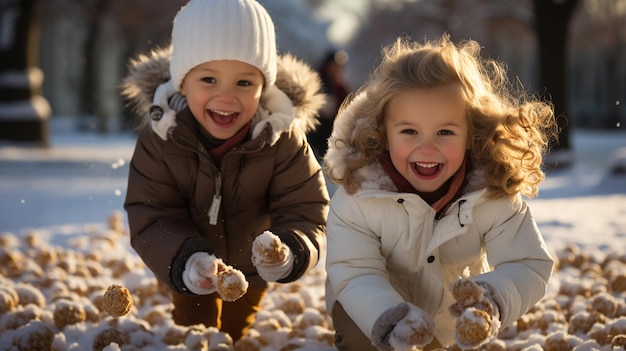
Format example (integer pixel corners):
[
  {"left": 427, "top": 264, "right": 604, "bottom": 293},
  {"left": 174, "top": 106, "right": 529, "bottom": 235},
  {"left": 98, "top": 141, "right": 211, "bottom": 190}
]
[
  {"left": 124, "top": 128, "right": 212, "bottom": 293},
  {"left": 325, "top": 187, "right": 406, "bottom": 339},
  {"left": 266, "top": 130, "right": 330, "bottom": 282},
  {"left": 471, "top": 195, "right": 555, "bottom": 328}
]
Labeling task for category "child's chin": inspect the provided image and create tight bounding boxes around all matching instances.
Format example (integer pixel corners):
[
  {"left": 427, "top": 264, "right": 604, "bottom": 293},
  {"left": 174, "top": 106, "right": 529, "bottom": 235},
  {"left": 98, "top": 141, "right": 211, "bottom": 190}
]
[{"left": 413, "top": 180, "right": 444, "bottom": 193}]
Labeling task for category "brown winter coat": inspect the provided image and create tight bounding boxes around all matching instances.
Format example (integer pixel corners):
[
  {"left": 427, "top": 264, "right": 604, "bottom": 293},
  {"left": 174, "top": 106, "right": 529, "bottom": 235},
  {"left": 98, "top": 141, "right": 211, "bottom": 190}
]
[{"left": 121, "top": 47, "right": 330, "bottom": 293}]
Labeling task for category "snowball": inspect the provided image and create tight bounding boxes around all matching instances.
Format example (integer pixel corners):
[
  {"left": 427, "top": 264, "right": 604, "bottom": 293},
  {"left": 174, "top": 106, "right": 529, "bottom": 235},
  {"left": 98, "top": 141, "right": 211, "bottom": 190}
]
[
  {"left": 217, "top": 269, "right": 249, "bottom": 302},
  {"left": 14, "top": 283, "right": 46, "bottom": 308},
  {"left": 456, "top": 308, "right": 494, "bottom": 349},
  {"left": 103, "top": 284, "right": 133, "bottom": 317},
  {"left": 252, "top": 231, "right": 284, "bottom": 264},
  {"left": 0, "top": 286, "right": 19, "bottom": 314},
  {"left": 93, "top": 328, "right": 127, "bottom": 350},
  {"left": 12, "top": 320, "right": 54, "bottom": 350},
  {"left": 53, "top": 300, "right": 87, "bottom": 329}
]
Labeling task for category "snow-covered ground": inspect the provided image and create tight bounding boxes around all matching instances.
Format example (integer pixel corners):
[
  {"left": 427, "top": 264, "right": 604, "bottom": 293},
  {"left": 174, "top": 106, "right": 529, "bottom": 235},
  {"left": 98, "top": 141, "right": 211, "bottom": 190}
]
[
  {"left": 0, "top": 118, "right": 625, "bottom": 350},
  {"left": 527, "top": 128, "right": 626, "bottom": 252},
  {"left": 0, "top": 119, "right": 134, "bottom": 235}
]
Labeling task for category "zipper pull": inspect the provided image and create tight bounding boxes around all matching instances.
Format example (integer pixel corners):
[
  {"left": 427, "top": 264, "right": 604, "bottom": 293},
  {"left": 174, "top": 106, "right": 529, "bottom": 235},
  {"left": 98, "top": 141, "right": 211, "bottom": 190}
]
[
  {"left": 208, "top": 194, "right": 221, "bottom": 225},
  {"left": 208, "top": 174, "right": 222, "bottom": 225}
]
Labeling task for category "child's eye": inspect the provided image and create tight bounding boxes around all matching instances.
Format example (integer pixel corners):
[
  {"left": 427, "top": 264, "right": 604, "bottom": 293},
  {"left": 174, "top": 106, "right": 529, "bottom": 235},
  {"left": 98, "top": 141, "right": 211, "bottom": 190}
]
[
  {"left": 401, "top": 129, "right": 417, "bottom": 135},
  {"left": 438, "top": 130, "right": 454, "bottom": 136},
  {"left": 237, "top": 80, "right": 253, "bottom": 87},
  {"left": 201, "top": 77, "right": 216, "bottom": 84}
]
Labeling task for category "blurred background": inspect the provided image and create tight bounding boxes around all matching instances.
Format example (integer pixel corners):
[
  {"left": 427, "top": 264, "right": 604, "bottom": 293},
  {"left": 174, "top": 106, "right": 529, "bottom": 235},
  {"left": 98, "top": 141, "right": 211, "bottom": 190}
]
[{"left": 0, "top": 0, "right": 624, "bottom": 157}]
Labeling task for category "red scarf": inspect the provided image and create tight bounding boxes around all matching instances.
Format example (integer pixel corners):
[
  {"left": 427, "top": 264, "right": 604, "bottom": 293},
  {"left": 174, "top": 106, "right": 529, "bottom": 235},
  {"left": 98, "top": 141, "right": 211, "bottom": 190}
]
[
  {"left": 379, "top": 153, "right": 467, "bottom": 212},
  {"left": 208, "top": 121, "right": 252, "bottom": 164}
]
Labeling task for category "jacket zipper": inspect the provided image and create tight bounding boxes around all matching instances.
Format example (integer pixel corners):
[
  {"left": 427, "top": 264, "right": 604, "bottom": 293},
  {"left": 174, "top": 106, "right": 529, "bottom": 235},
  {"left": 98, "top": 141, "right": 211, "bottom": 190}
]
[
  {"left": 170, "top": 128, "right": 269, "bottom": 226},
  {"left": 208, "top": 173, "right": 222, "bottom": 225},
  {"left": 170, "top": 134, "right": 223, "bottom": 225}
]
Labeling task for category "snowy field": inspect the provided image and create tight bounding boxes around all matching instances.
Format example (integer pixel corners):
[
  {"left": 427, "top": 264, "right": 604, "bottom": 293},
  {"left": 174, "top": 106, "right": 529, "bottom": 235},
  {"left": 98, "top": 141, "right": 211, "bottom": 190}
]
[{"left": 0, "top": 120, "right": 625, "bottom": 350}]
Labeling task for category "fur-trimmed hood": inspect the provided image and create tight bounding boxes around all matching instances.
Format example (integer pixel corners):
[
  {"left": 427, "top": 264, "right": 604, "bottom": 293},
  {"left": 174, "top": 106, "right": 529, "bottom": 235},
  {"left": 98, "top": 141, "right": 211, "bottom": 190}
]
[{"left": 121, "top": 46, "right": 325, "bottom": 143}]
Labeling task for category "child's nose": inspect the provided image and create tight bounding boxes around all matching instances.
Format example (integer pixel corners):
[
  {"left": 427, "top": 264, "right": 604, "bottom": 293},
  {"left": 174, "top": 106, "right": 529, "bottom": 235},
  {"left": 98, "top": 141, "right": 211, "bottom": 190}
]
[
  {"left": 417, "top": 137, "right": 436, "bottom": 153},
  {"left": 216, "top": 85, "right": 236, "bottom": 101}
]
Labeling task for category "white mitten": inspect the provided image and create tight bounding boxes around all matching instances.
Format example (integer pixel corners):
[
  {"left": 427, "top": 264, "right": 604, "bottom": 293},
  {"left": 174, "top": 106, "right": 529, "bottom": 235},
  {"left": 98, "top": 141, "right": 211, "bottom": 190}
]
[
  {"left": 371, "top": 302, "right": 435, "bottom": 351},
  {"left": 449, "top": 279, "right": 501, "bottom": 350},
  {"left": 182, "top": 252, "right": 226, "bottom": 295},
  {"left": 251, "top": 231, "right": 294, "bottom": 282}
]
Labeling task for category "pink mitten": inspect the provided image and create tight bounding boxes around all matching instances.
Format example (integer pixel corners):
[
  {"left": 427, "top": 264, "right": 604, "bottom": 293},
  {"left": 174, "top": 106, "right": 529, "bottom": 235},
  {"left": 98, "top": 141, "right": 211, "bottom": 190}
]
[
  {"left": 449, "top": 279, "right": 501, "bottom": 350},
  {"left": 371, "top": 303, "right": 435, "bottom": 351},
  {"left": 182, "top": 252, "right": 226, "bottom": 295},
  {"left": 251, "top": 231, "right": 294, "bottom": 282}
]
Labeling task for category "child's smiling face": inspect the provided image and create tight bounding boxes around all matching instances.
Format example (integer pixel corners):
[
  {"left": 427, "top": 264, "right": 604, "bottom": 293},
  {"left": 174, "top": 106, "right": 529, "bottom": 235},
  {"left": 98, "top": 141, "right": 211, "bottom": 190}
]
[
  {"left": 181, "top": 60, "right": 264, "bottom": 140},
  {"left": 384, "top": 83, "right": 468, "bottom": 193}
]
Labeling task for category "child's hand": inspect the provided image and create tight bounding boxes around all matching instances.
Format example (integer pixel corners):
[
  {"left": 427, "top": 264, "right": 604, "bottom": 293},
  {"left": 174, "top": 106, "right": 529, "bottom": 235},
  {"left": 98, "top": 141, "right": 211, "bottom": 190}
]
[
  {"left": 449, "top": 279, "right": 501, "bottom": 350},
  {"left": 182, "top": 252, "right": 227, "bottom": 295},
  {"left": 251, "top": 231, "right": 294, "bottom": 282},
  {"left": 371, "top": 302, "right": 435, "bottom": 351}
]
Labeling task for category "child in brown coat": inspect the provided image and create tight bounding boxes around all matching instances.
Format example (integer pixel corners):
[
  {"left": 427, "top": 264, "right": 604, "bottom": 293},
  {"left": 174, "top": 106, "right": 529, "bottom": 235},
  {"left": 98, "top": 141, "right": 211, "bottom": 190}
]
[{"left": 121, "top": 0, "right": 329, "bottom": 341}]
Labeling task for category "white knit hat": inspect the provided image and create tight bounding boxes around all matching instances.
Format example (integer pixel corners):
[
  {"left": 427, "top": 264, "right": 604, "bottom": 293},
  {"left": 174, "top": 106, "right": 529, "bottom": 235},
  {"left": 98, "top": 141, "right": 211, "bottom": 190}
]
[{"left": 170, "top": 0, "right": 277, "bottom": 89}]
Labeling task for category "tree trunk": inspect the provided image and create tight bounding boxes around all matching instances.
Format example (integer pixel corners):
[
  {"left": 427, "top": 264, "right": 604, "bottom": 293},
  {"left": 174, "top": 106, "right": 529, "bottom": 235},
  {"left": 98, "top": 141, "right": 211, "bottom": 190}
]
[
  {"left": 0, "top": 0, "right": 50, "bottom": 145},
  {"left": 533, "top": 0, "right": 579, "bottom": 156}
]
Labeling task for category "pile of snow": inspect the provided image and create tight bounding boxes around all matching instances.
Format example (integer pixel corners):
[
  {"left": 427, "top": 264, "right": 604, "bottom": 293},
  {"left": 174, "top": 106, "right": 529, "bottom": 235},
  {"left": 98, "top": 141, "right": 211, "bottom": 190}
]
[
  {"left": 0, "top": 210, "right": 625, "bottom": 351},
  {"left": 0, "top": 212, "right": 335, "bottom": 351}
]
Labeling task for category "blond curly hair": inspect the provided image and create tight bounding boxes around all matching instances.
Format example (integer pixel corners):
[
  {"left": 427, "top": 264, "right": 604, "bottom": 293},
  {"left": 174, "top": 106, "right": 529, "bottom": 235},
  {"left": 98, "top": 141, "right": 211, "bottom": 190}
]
[{"left": 324, "top": 35, "right": 557, "bottom": 198}]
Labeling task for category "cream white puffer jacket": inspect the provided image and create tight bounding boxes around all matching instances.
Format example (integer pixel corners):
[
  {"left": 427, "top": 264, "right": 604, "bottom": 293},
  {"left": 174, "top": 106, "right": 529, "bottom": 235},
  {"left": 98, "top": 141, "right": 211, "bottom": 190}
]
[{"left": 324, "top": 95, "right": 555, "bottom": 347}]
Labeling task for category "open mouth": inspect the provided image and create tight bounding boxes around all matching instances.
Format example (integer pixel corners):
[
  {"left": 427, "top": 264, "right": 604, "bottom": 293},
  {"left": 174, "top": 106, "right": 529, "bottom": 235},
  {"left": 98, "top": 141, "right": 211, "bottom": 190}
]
[
  {"left": 209, "top": 109, "right": 238, "bottom": 126},
  {"left": 412, "top": 162, "right": 442, "bottom": 178}
]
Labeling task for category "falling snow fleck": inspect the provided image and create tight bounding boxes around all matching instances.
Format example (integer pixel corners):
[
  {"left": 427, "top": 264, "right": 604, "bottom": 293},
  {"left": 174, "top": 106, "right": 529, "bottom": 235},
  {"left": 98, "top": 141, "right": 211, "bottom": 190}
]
[{"left": 112, "top": 159, "right": 126, "bottom": 169}]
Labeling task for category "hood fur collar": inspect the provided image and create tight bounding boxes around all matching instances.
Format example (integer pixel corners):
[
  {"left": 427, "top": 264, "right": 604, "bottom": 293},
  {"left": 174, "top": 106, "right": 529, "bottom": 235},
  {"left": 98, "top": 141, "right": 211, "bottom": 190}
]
[{"left": 121, "top": 46, "right": 325, "bottom": 144}]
